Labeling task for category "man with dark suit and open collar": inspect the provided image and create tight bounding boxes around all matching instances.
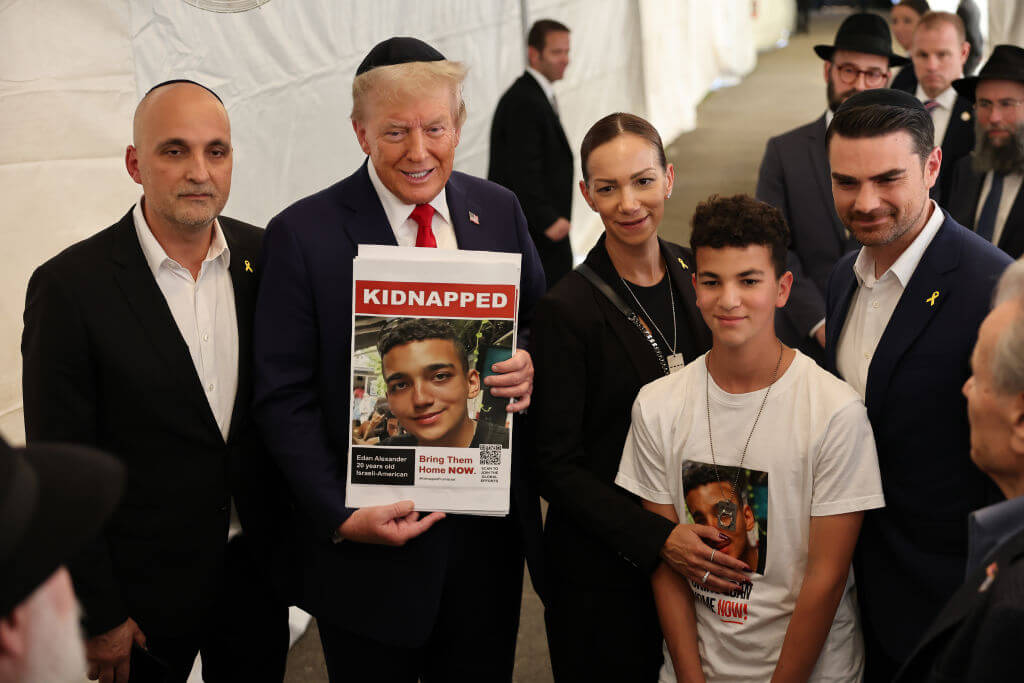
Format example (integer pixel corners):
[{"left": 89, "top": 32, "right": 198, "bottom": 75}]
[
  {"left": 489, "top": 19, "right": 574, "bottom": 290},
  {"left": 253, "top": 38, "right": 546, "bottom": 682},
  {"left": 824, "top": 88, "right": 1011, "bottom": 682},
  {"left": 907, "top": 11, "right": 974, "bottom": 205},
  {"left": 757, "top": 13, "right": 907, "bottom": 365},
  {"left": 21, "top": 80, "right": 289, "bottom": 682},
  {"left": 948, "top": 45, "right": 1024, "bottom": 260}
]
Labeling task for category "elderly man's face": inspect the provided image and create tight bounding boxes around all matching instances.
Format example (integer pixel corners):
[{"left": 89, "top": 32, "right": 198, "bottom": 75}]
[
  {"left": 963, "top": 300, "right": 1024, "bottom": 480},
  {"left": 126, "top": 83, "right": 232, "bottom": 233},
  {"left": 354, "top": 84, "right": 461, "bottom": 206}
]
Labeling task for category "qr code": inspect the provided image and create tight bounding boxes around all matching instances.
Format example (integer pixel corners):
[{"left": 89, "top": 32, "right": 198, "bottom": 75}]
[{"left": 479, "top": 443, "right": 501, "bottom": 465}]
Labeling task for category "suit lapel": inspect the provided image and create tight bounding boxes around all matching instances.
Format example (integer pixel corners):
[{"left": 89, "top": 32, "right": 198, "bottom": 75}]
[
  {"left": 806, "top": 116, "right": 848, "bottom": 247},
  {"left": 341, "top": 161, "right": 400, "bottom": 250},
  {"left": 522, "top": 72, "right": 571, "bottom": 154},
  {"left": 446, "top": 173, "right": 493, "bottom": 252},
  {"left": 222, "top": 219, "right": 257, "bottom": 445},
  {"left": 962, "top": 168, "right": 986, "bottom": 230},
  {"left": 826, "top": 263, "right": 858, "bottom": 376},
  {"left": 998, "top": 182, "right": 1024, "bottom": 256},
  {"left": 865, "top": 215, "right": 959, "bottom": 419},
  {"left": 109, "top": 210, "right": 221, "bottom": 438}
]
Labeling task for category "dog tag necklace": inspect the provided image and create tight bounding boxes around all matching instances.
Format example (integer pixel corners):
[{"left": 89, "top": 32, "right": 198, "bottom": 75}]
[
  {"left": 621, "top": 270, "right": 684, "bottom": 373},
  {"left": 704, "top": 341, "right": 783, "bottom": 531}
]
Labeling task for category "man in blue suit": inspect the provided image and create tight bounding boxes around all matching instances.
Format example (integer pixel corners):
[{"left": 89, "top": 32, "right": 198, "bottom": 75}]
[
  {"left": 252, "top": 38, "right": 546, "bottom": 682},
  {"left": 824, "top": 88, "right": 1012, "bottom": 682}
]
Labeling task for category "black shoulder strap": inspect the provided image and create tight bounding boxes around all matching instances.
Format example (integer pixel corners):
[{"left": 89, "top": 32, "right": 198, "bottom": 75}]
[{"left": 575, "top": 263, "right": 635, "bottom": 319}]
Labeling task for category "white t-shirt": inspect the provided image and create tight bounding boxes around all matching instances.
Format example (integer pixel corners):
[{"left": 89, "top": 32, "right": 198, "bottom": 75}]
[{"left": 616, "top": 351, "right": 885, "bottom": 683}]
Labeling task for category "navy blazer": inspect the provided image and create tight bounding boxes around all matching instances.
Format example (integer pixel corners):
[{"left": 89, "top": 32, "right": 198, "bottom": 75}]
[
  {"left": 947, "top": 154, "right": 1024, "bottom": 259},
  {"left": 895, "top": 525, "right": 1024, "bottom": 682},
  {"left": 824, "top": 211, "right": 1011, "bottom": 663},
  {"left": 757, "top": 114, "right": 859, "bottom": 353},
  {"left": 252, "top": 161, "right": 546, "bottom": 647}
]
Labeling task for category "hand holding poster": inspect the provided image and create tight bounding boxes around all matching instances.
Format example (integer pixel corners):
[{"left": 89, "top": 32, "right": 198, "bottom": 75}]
[{"left": 347, "top": 246, "right": 520, "bottom": 515}]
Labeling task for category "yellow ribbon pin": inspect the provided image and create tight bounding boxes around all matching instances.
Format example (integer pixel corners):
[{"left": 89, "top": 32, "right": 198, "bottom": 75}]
[
  {"left": 677, "top": 257, "right": 688, "bottom": 270},
  {"left": 244, "top": 259, "right": 254, "bottom": 273},
  {"left": 926, "top": 290, "right": 939, "bottom": 306}
]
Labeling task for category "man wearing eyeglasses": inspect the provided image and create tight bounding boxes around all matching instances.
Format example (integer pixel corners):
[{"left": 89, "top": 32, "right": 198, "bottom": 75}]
[
  {"left": 947, "top": 45, "right": 1024, "bottom": 259},
  {"left": 757, "top": 14, "right": 907, "bottom": 366}
]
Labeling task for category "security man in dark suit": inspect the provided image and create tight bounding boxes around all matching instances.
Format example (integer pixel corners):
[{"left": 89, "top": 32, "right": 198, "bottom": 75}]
[
  {"left": 757, "top": 13, "right": 907, "bottom": 364},
  {"left": 21, "top": 80, "right": 289, "bottom": 683},
  {"left": 947, "top": 45, "right": 1024, "bottom": 259},
  {"left": 824, "top": 88, "right": 1011, "bottom": 682},
  {"left": 906, "top": 11, "right": 974, "bottom": 205},
  {"left": 253, "top": 38, "right": 546, "bottom": 683},
  {"left": 896, "top": 259, "right": 1024, "bottom": 683},
  {"left": 489, "top": 19, "right": 574, "bottom": 290}
]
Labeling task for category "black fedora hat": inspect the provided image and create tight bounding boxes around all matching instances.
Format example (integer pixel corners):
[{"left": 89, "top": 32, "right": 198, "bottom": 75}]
[
  {"left": 953, "top": 45, "right": 1024, "bottom": 103},
  {"left": 0, "top": 436, "right": 122, "bottom": 616},
  {"left": 814, "top": 13, "right": 909, "bottom": 67}
]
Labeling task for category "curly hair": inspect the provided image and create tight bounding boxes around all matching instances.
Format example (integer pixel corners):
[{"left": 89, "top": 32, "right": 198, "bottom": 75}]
[
  {"left": 689, "top": 194, "right": 790, "bottom": 277},
  {"left": 376, "top": 318, "right": 470, "bottom": 374}
]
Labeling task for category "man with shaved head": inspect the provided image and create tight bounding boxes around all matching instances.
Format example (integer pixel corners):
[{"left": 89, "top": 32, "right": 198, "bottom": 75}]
[{"left": 22, "top": 80, "right": 289, "bottom": 682}]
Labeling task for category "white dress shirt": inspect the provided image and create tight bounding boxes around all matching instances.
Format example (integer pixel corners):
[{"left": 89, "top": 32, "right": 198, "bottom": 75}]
[
  {"left": 525, "top": 66, "right": 557, "bottom": 110},
  {"left": 366, "top": 160, "right": 458, "bottom": 249},
  {"left": 836, "top": 200, "right": 945, "bottom": 398},
  {"left": 915, "top": 84, "right": 958, "bottom": 147},
  {"left": 133, "top": 200, "right": 238, "bottom": 441},
  {"left": 974, "top": 171, "right": 1024, "bottom": 246}
]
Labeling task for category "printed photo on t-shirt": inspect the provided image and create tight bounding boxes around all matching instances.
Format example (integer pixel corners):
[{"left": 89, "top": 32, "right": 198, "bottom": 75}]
[{"left": 682, "top": 461, "right": 768, "bottom": 576}]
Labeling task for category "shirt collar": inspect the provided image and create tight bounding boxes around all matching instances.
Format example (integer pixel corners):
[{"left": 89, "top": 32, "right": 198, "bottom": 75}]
[
  {"left": 132, "top": 197, "right": 230, "bottom": 277},
  {"left": 915, "top": 84, "right": 958, "bottom": 109},
  {"left": 825, "top": 108, "right": 834, "bottom": 129},
  {"left": 366, "top": 159, "right": 451, "bottom": 233},
  {"left": 852, "top": 199, "right": 944, "bottom": 288},
  {"left": 525, "top": 66, "right": 557, "bottom": 103},
  {"left": 967, "top": 495, "right": 1024, "bottom": 573}
]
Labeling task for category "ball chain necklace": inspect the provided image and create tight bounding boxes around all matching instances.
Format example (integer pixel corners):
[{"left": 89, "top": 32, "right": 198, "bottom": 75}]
[
  {"left": 704, "top": 341, "right": 784, "bottom": 531},
  {"left": 621, "top": 267, "right": 685, "bottom": 373}
]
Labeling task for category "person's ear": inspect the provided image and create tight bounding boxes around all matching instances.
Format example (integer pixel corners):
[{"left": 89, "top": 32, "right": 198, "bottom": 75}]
[
  {"left": 466, "top": 368, "right": 481, "bottom": 399},
  {"left": 527, "top": 46, "right": 540, "bottom": 70},
  {"left": 664, "top": 163, "right": 675, "bottom": 199},
  {"left": 925, "top": 146, "right": 942, "bottom": 189},
  {"left": 579, "top": 179, "right": 596, "bottom": 212},
  {"left": 776, "top": 270, "right": 794, "bottom": 308},
  {"left": 0, "top": 606, "right": 29, "bottom": 660},
  {"left": 1009, "top": 392, "right": 1024, "bottom": 455},
  {"left": 125, "top": 145, "right": 142, "bottom": 185},
  {"left": 823, "top": 61, "right": 832, "bottom": 85},
  {"left": 743, "top": 502, "right": 756, "bottom": 530},
  {"left": 352, "top": 118, "right": 372, "bottom": 156}
]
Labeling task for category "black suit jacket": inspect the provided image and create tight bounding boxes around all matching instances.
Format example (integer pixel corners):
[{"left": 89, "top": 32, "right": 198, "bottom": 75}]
[
  {"left": 489, "top": 71, "right": 574, "bottom": 289},
  {"left": 21, "top": 209, "right": 281, "bottom": 638},
  {"left": 892, "top": 65, "right": 918, "bottom": 94},
  {"left": 933, "top": 95, "right": 976, "bottom": 206},
  {"left": 529, "top": 236, "right": 711, "bottom": 588},
  {"left": 757, "top": 115, "right": 859, "bottom": 355},
  {"left": 252, "top": 162, "right": 547, "bottom": 648},
  {"left": 947, "top": 154, "right": 1024, "bottom": 259},
  {"left": 824, "top": 212, "right": 1011, "bottom": 663},
  {"left": 895, "top": 525, "right": 1024, "bottom": 682}
]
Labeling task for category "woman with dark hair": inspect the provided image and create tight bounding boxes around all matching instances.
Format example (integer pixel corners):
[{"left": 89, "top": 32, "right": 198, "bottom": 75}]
[
  {"left": 529, "top": 113, "right": 745, "bottom": 682},
  {"left": 890, "top": 0, "right": 930, "bottom": 92}
]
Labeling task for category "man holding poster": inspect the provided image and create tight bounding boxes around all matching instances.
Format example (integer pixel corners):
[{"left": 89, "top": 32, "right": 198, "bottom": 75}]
[{"left": 253, "top": 37, "right": 546, "bottom": 682}]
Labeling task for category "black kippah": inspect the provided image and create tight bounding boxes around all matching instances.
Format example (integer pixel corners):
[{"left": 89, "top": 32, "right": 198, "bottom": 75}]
[
  {"left": 356, "top": 37, "right": 446, "bottom": 76},
  {"left": 144, "top": 79, "right": 223, "bottom": 104},
  {"left": 835, "top": 88, "right": 926, "bottom": 115}
]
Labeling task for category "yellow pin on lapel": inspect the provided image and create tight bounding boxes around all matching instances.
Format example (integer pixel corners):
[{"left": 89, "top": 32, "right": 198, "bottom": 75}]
[
  {"left": 244, "top": 259, "right": 254, "bottom": 274},
  {"left": 961, "top": 110, "right": 971, "bottom": 122},
  {"left": 926, "top": 290, "right": 939, "bottom": 306},
  {"left": 677, "top": 257, "right": 688, "bottom": 270}
]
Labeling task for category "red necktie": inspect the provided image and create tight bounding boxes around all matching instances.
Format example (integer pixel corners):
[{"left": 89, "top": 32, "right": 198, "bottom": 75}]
[
  {"left": 924, "top": 99, "right": 939, "bottom": 115},
  {"left": 410, "top": 204, "right": 437, "bottom": 248}
]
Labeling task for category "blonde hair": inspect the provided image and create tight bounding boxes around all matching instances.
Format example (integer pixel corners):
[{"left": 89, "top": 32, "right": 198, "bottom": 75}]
[{"left": 351, "top": 60, "right": 468, "bottom": 127}]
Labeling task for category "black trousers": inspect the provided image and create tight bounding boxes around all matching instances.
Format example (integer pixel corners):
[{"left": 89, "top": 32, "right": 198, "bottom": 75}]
[
  {"left": 544, "top": 579, "right": 664, "bottom": 683},
  {"left": 317, "top": 514, "right": 525, "bottom": 683},
  {"left": 130, "top": 535, "right": 290, "bottom": 683}
]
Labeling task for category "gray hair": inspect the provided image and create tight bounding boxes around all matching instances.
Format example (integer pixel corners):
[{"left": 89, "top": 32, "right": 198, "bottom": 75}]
[{"left": 992, "top": 259, "right": 1024, "bottom": 394}]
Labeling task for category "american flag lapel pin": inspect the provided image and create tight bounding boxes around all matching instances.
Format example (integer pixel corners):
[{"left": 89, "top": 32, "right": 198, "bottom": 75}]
[{"left": 469, "top": 211, "right": 479, "bottom": 225}]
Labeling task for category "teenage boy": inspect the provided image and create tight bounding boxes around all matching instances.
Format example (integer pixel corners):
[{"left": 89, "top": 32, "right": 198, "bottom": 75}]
[
  {"left": 377, "top": 318, "right": 509, "bottom": 448},
  {"left": 616, "top": 194, "right": 885, "bottom": 682}
]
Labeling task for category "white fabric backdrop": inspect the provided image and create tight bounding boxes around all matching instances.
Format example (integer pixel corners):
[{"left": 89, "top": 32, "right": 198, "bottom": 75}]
[{"left": 0, "top": 0, "right": 790, "bottom": 443}]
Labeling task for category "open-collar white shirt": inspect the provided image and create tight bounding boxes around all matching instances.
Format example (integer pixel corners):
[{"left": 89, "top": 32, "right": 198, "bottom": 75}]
[
  {"left": 366, "top": 159, "right": 457, "bottom": 249},
  {"left": 525, "top": 66, "right": 557, "bottom": 107},
  {"left": 133, "top": 199, "right": 238, "bottom": 441},
  {"left": 836, "top": 200, "right": 945, "bottom": 398}
]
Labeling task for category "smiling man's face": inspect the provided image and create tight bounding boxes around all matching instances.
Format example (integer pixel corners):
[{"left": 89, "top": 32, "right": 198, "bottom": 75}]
[
  {"left": 353, "top": 84, "right": 461, "bottom": 205},
  {"left": 382, "top": 337, "right": 480, "bottom": 447}
]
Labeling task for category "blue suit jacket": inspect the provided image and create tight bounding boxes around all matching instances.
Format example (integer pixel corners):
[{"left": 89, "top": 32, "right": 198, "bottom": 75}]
[
  {"left": 252, "top": 161, "right": 546, "bottom": 646},
  {"left": 824, "top": 212, "right": 1011, "bottom": 663}
]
